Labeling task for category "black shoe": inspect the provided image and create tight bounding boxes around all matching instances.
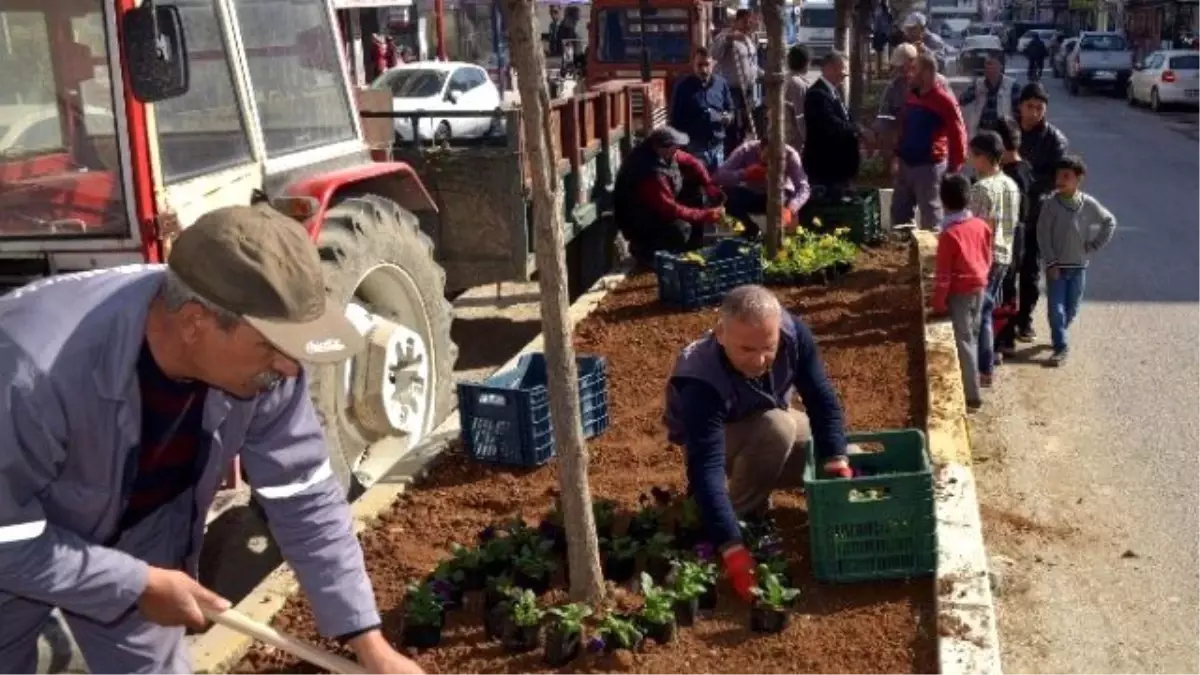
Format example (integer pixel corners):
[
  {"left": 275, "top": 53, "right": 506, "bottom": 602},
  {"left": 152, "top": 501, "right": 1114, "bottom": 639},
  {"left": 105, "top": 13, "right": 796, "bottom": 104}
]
[
  {"left": 1016, "top": 326, "right": 1037, "bottom": 343},
  {"left": 1048, "top": 349, "right": 1068, "bottom": 367},
  {"left": 967, "top": 399, "right": 984, "bottom": 412}
]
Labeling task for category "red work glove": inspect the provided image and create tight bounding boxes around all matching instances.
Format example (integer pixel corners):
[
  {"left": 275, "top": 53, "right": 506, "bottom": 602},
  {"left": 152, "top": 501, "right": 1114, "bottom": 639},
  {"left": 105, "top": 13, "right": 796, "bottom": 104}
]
[
  {"left": 824, "top": 456, "right": 853, "bottom": 479},
  {"left": 721, "top": 544, "right": 757, "bottom": 602},
  {"left": 781, "top": 207, "right": 795, "bottom": 230},
  {"left": 742, "top": 164, "right": 767, "bottom": 184},
  {"left": 701, "top": 208, "right": 724, "bottom": 224}
]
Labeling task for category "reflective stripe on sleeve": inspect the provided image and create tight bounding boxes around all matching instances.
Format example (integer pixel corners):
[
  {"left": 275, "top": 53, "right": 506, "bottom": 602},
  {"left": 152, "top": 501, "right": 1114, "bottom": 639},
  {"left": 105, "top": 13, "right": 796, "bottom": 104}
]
[
  {"left": 253, "top": 459, "right": 334, "bottom": 500},
  {"left": 0, "top": 520, "right": 47, "bottom": 543}
]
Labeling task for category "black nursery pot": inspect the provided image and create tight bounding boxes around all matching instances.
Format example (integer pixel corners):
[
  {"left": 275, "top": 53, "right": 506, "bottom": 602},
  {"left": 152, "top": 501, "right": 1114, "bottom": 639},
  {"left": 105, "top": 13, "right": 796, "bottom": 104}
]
[
  {"left": 602, "top": 633, "right": 644, "bottom": 653},
  {"left": 602, "top": 555, "right": 637, "bottom": 583},
  {"left": 698, "top": 583, "right": 718, "bottom": 611},
  {"left": 673, "top": 525, "right": 703, "bottom": 550},
  {"left": 627, "top": 520, "right": 659, "bottom": 543},
  {"left": 641, "top": 617, "right": 678, "bottom": 644},
  {"left": 513, "top": 570, "right": 551, "bottom": 595},
  {"left": 484, "top": 602, "right": 510, "bottom": 640},
  {"left": 543, "top": 626, "right": 582, "bottom": 667},
  {"left": 484, "top": 558, "right": 511, "bottom": 578},
  {"left": 804, "top": 269, "right": 828, "bottom": 286},
  {"left": 749, "top": 604, "right": 791, "bottom": 634},
  {"left": 673, "top": 596, "right": 700, "bottom": 627},
  {"left": 502, "top": 622, "right": 542, "bottom": 654},
  {"left": 645, "top": 555, "right": 673, "bottom": 584},
  {"left": 401, "top": 622, "right": 443, "bottom": 649},
  {"left": 461, "top": 567, "right": 486, "bottom": 592},
  {"left": 484, "top": 582, "right": 513, "bottom": 610}
]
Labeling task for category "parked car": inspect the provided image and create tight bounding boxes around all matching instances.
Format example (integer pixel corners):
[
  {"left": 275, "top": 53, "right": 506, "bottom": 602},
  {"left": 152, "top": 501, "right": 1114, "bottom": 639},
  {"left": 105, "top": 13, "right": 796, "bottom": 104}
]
[
  {"left": 1127, "top": 49, "right": 1200, "bottom": 111},
  {"left": 1052, "top": 37, "right": 1079, "bottom": 77},
  {"left": 1065, "top": 31, "right": 1135, "bottom": 96},
  {"left": 372, "top": 61, "right": 503, "bottom": 143},
  {"left": 958, "top": 34, "right": 1006, "bottom": 76}
]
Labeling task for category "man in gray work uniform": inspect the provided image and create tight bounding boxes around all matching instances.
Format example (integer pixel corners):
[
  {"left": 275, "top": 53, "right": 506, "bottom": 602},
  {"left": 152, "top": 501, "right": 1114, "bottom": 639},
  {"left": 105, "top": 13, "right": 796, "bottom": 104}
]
[{"left": 0, "top": 205, "right": 422, "bottom": 674}]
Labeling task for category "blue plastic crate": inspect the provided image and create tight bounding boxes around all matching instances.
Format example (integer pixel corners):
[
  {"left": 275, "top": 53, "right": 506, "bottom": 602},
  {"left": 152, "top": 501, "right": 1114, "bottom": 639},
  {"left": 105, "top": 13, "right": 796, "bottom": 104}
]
[
  {"left": 654, "top": 239, "right": 764, "bottom": 309},
  {"left": 457, "top": 353, "right": 609, "bottom": 467}
]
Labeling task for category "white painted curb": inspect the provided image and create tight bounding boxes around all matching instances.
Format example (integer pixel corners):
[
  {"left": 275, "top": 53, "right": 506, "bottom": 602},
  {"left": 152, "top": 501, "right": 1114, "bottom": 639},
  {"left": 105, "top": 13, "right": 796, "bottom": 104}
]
[
  {"left": 190, "top": 262, "right": 634, "bottom": 674},
  {"left": 913, "top": 230, "right": 1004, "bottom": 675}
]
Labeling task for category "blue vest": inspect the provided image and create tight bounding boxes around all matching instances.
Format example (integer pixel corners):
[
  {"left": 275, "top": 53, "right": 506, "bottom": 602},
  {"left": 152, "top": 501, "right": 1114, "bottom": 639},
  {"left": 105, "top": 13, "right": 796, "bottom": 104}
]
[{"left": 663, "top": 313, "right": 801, "bottom": 445}]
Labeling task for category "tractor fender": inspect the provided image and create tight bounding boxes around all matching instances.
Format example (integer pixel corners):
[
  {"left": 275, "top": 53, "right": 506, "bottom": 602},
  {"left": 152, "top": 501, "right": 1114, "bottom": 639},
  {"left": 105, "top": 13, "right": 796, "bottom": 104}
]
[{"left": 281, "top": 162, "right": 438, "bottom": 238}]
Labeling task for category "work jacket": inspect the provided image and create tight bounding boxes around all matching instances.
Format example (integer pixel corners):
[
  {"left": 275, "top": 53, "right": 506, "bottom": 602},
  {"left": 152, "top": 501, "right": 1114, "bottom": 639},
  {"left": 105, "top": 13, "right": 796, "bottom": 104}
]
[{"left": 0, "top": 266, "right": 377, "bottom": 640}]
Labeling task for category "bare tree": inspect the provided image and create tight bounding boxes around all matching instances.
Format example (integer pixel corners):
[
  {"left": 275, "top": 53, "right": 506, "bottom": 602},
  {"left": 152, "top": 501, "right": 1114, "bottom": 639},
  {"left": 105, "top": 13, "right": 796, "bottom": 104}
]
[
  {"left": 834, "top": 0, "right": 853, "bottom": 100},
  {"left": 760, "top": 0, "right": 786, "bottom": 259},
  {"left": 498, "top": 0, "right": 605, "bottom": 604}
]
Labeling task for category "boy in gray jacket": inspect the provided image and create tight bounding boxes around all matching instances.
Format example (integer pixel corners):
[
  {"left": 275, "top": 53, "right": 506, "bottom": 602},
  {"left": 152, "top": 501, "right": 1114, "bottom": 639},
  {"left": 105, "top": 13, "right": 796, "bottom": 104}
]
[{"left": 1036, "top": 155, "right": 1117, "bottom": 366}]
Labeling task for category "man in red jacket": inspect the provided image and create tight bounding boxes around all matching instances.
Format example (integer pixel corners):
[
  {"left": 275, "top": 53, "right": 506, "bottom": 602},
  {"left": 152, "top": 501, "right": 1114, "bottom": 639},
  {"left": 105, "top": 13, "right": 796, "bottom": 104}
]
[
  {"left": 892, "top": 53, "right": 967, "bottom": 231},
  {"left": 932, "top": 174, "right": 992, "bottom": 410},
  {"left": 613, "top": 127, "right": 726, "bottom": 265}
]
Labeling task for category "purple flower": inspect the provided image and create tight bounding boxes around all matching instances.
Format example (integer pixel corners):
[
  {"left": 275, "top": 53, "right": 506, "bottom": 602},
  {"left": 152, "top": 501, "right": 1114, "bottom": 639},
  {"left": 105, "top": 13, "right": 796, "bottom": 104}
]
[
  {"left": 587, "top": 637, "right": 606, "bottom": 653},
  {"left": 694, "top": 542, "right": 715, "bottom": 561},
  {"left": 478, "top": 526, "right": 497, "bottom": 543}
]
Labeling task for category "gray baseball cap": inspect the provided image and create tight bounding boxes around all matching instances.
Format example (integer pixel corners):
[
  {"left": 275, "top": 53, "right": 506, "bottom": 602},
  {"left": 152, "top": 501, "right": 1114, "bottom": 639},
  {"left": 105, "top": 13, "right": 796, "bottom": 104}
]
[{"left": 648, "top": 126, "right": 690, "bottom": 148}]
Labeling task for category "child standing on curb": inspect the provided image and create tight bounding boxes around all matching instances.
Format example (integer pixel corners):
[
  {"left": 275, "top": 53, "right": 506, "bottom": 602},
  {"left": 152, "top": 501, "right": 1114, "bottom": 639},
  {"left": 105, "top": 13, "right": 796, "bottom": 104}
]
[
  {"left": 993, "top": 118, "right": 1035, "bottom": 358},
  {"left": 1036, "top": 155, "right": 1117, "bottom": 366},
  {"left": 932, "top": 174, "right": 993, "bottom": 410},
  {"left": 967, "top": 130, "right": 1021, "bottom": 387}
]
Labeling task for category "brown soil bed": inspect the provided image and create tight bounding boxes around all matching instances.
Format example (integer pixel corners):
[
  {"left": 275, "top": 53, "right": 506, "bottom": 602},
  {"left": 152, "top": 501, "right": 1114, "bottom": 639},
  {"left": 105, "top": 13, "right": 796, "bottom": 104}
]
[{"left": 235, "top": 242, "right": 936, "bottom": 674}]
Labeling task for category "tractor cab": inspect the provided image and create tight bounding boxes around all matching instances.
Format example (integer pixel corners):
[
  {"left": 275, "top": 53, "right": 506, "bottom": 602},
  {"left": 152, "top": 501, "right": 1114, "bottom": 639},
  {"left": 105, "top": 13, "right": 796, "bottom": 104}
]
[{"left": 586, "top": 0, "right": 712, "bottom": 105}]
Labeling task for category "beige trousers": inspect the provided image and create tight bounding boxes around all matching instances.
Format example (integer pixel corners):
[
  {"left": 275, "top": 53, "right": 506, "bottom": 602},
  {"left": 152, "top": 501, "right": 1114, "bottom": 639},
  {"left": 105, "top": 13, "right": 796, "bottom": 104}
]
[{"left": 724, "top": 408, "right": 812, "bottom": 517}]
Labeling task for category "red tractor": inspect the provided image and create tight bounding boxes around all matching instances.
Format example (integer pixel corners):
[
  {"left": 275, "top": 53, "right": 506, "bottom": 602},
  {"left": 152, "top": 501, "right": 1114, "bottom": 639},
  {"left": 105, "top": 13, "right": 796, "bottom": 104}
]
[{"left": 0, "top": 0, "right": 457, "bottom": 493}]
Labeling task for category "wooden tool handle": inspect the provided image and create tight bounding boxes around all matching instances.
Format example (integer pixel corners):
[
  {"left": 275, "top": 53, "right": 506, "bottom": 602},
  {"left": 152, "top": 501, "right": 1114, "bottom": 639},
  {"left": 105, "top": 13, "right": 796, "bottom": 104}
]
[{"left": 204, "top": 607, "right": 369, "bottom": 675}]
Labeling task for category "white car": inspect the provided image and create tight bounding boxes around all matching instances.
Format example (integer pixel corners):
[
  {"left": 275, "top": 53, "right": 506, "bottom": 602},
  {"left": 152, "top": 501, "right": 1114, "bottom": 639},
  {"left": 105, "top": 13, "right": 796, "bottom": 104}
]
[
  {"left": 1127, "top": 49, "right": 1200, "bottom": 111},
  {"left": 372, "top": 61, "right": 503, "bottom": 143}
]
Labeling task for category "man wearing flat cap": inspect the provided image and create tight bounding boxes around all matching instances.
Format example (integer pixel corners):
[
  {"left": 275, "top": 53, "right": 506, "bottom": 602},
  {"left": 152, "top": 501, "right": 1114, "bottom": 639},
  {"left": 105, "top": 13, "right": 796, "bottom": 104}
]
[
  {"left": 0, "top": 205, "right": 423, "bottom": 673},
  {"left": 613, "top": 126, "right": 726, "bottom": 266}
]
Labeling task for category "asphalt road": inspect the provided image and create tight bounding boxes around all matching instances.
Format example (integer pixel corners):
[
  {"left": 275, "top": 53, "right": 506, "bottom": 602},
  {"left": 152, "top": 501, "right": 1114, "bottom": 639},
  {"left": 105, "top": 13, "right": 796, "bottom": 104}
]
[{"left": 971, "top": 59, "right": 1200, "bottom": 673}]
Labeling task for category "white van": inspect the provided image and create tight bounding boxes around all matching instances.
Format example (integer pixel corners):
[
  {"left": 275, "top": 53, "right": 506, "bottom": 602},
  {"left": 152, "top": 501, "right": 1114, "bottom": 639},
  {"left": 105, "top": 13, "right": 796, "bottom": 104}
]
[{"left": 798, "top": 0, "right": 836, "bottom": 57}]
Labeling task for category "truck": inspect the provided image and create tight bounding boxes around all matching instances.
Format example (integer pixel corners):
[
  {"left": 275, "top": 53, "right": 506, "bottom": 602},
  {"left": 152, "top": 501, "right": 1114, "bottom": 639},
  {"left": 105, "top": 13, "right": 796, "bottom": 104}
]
[
  {"left": 0, "top": 0, "right": 662, "bottom": 495},
  {"left": 1065, "top": 31, "right": 1135, "bottom": 96},
  {"left": 797, "top": 0, "right": 836, "bottom": 58}
]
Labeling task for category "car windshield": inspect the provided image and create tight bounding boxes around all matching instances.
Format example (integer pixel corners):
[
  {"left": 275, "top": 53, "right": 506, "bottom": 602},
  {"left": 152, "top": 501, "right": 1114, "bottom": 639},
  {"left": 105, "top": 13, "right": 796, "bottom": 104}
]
[
  {"left": 801, "top": 8, "right": 835, "bottom": 28},
  {"left": 595, "top": 8, "right": 691, "bottom": 64},
  {"left": 1080, "top": 34, "right": 1127, "bottom": 51},
  {"left": 1170, "top": 54, "right": 1199, "bottom": 69},
  {"left": 376, "top": 70, "right": 448, "bottom": 98}
]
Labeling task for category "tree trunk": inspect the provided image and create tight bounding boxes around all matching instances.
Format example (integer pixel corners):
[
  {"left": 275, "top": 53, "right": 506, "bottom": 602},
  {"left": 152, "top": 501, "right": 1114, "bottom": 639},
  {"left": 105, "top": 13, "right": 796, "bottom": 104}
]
[
  {"left": 761, "top": 0, "right": 786, "bottom": 259},
  {"left": 498, "top": 0, "right": 605, "bottom": 604},
  {"left": 848, "top": 0, "right": 868, "bottom": 118}
]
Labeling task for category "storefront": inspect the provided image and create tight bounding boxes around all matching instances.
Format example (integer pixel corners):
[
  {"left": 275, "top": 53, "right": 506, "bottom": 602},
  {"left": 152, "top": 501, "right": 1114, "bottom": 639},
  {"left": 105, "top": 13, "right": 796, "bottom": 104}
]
[
  {"left": 333, "top": 0, "right": 421, "bottom": 86},
  {"left": 1126, "top": 0, "right": 1198, "bottom": 56}
]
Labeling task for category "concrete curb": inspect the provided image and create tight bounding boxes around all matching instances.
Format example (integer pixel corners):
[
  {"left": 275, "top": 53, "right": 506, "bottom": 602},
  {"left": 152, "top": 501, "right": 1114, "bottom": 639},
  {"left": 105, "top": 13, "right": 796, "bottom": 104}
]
[
  {"left": 190, "top": 263, "right": 634, "bottom": 674},
  {"left": 912, "top": 230, "right": 1004, "bottom": 675}
]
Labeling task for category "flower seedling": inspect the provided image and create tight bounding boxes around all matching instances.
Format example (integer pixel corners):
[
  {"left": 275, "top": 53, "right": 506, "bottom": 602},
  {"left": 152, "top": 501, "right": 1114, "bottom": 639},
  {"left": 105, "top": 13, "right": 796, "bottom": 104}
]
[
  {"left": 429, "top": 561, "right": 464, "bottom": 608},
  {"left": 674, "top": 496, "right": 704, "bottom": 547},
  {"left": 501, "top": 589, "right": 545, "bottom": 653},
  {"left": 593, "top": 499, "right": 618, "bottom": 539},
  {"left": 642, "top": 532, "right": 678, "bottom": 583},
  {"left": 638, "top": 573, "right": 679, "bottom": 643},
  {"left": 749, "top": 564, "right": 800, "bottom": 634},
  {"left": 401, "top": 582, "right": 445, "bottom": 648},
  {"left": 447, "top": 543, "right": 484, "bottom": 590},
  {"left": 513, "top": 544, "right": 557, "bottom": 594},
  {"left": 601, "top": 536, "right": 640, "bottom": 583},
  {"left": 596, "top": 613, "right": 644, "bottom": 652},
  {"left": 628, "top": 493, "right": 665, "bottom": 542},
  {"left": 544, "top": 603, "right": 592, "bottom": 666}
]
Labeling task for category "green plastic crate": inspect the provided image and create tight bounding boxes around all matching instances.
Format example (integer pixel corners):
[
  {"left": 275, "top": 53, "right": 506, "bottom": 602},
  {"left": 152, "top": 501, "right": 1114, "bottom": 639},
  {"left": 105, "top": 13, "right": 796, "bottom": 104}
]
[
  {"left": 798, "top": 188, "right": 884, "bottom": 246},
  {"left": 803, "top": 429, "right": 936, "bottom": 583}
]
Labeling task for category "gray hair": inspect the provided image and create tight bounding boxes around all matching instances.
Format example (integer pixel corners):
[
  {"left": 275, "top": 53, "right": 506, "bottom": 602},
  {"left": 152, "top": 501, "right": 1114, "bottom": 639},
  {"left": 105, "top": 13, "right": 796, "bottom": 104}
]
[
  {"left": 823, "top": 50, "right": 848, "bottom": 68},
  {"left": 719, "top": 285, "right": 782, "bottom": 325},
  {"left": 161, "top": 269, "right": 241, "bottom": 331},
  {"left": 917, "top": 52, "right": 939, "bottom": 74}
]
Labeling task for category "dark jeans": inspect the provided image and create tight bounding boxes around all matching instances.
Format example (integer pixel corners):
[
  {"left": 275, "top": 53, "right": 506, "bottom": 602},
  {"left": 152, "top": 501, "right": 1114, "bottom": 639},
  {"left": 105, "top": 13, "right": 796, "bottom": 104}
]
[
  {"left": 1016, "top": 220, "right": 1041, "bottom": 333},
  {"left": 1027, "top": 58, "right": 1045, "bottom": 81},
  {"left": 627, "top": 181, "right": 711, "bottom": 266},
  {"left": 724, "top": 186, "right": 768, "bottom": 238},
  {"left": 726, "top": 87, "right": 755, "bottom": 154},
  {"left": 979, "top": 263, "right": 1008, "bottom": 376}
]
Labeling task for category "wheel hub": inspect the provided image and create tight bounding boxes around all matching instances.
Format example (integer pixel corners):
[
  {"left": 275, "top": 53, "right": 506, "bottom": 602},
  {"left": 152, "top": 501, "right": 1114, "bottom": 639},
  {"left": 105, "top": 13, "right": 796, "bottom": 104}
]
[{"left": 347, "top": 304, "right": 432, "bottom": 441}]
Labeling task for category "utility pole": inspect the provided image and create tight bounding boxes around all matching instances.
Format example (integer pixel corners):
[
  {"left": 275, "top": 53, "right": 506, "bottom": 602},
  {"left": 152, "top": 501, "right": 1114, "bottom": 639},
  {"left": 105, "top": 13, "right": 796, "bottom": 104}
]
[{"left": 498, "top": 0, "right": 606, "bottom": 604}]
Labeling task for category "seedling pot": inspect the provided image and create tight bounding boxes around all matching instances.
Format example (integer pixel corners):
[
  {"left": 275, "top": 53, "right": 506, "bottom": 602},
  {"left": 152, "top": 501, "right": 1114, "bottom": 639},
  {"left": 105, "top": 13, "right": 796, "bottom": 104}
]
[
  {"left": 673, "top": 596, "right": 699, "bottom": 626},
  {"left": 645, "top": 555, "right": 673, "bottom": 584},
  {"left": 673, "top": 525, "right": 703, "bottom": 550},
  {"left": 602, "top": 634, "right": 644, "bottom": 653},
  {"left": 749, "top": 604, "right": 790, "bottom": 634},
  {"left": 401, "top": 622, "right": 443, "bottom": 649},
  {"left": 502, "top": 622, "right": 542, "bottom": 653},
  {"left": 641, "top": 617, "right": 678, "bottom": 644},
  {"left": 543, "top": 626, "right": 582, "bottom": 666},
  {"left": 484, "top": 584, "right": 512, "bottom": 610},
  {"left": 628, "top": 520, "right": 659, "bottom": 542},
  {"left": 513, "top": 570, "right": 551, "bottom": 595},
  {"left": 698, "top": 584, "right": 718, "bottom": 611},
  {"left": 603, "top": 555, "right": 637, "bottom": 583},
  {"left": 461, "top": 568, "right": 486, "bottom": 591},
  {"left": 484, "top": 601, "right": 510, "bottom": 640}
]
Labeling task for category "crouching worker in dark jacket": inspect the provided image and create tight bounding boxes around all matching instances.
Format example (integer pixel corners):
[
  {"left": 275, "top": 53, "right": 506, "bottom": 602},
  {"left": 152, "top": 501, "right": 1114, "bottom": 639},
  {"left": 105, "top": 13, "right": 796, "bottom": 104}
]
[
  {"left": 663, "top": 285, "right": 855, "bottom": 603},
  {"left": 613, "top": 126, "right": 726, "bottom": 265}
]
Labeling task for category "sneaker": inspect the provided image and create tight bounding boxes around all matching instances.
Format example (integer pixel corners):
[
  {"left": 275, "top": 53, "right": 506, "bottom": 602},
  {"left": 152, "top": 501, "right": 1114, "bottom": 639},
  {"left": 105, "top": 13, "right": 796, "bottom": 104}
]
[
  {"left": 966, "top": 399, "right": 984, "bottom": 412},
  {"left": 1016, "top": 326, "right": 1037, "bottom": 343},
  {"left": 980, "top": 373, "right": 993, "bottom": 388},
  {"left": 1048, "top": 350, "right": 1069, "bottom": 367}
]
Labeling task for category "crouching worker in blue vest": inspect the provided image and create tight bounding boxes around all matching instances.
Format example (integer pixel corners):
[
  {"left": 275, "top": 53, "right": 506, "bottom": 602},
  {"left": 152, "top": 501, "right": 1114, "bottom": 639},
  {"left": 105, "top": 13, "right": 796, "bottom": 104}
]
[
  {"left": 0, "top": 205, "right": 423, "bottom": 674},
  {"left": 664, "top": 284, "right": 855, "bottom": 603}
]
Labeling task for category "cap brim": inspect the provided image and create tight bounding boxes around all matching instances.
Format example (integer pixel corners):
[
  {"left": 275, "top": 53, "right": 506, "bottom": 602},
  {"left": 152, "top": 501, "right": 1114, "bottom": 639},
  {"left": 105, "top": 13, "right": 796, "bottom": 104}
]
[{"left": 246, "top": 298, "right": 366, "bottom": 365}]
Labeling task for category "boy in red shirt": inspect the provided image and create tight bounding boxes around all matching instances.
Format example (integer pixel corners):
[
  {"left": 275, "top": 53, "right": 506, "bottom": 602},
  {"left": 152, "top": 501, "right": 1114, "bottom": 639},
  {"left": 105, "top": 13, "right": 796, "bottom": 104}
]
[{"left": 932, "top": 174, "right": 993, "bottom": 410}]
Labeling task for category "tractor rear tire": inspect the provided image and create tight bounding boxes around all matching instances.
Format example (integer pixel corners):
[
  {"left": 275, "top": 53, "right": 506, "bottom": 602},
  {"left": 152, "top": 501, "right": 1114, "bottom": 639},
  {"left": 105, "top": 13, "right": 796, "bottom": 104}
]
[{"left": 307, "top": 195, "right": 457, "bottom": 495}]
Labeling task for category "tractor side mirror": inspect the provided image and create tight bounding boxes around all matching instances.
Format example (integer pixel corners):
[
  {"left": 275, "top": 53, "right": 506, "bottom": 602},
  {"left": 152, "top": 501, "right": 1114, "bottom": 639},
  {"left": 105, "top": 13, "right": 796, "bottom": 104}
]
[{"left": 122, "top": 2, "right": 189, "bottom": 103}]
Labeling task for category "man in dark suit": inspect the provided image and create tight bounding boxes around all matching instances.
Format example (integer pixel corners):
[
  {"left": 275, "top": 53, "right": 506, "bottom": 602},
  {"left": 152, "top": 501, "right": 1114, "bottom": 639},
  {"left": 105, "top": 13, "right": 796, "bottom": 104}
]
[{"left": 802, "top": 52, "right": 862, "bottom": 194}]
